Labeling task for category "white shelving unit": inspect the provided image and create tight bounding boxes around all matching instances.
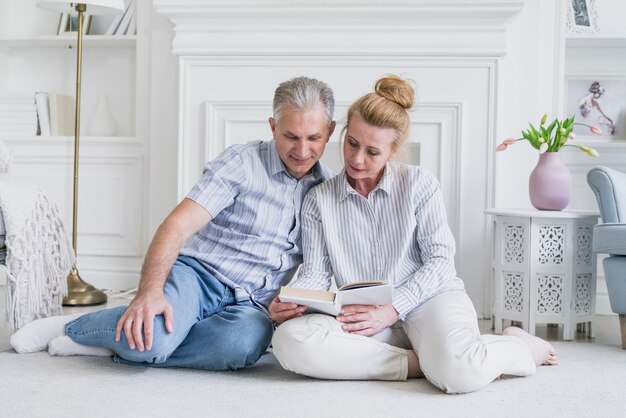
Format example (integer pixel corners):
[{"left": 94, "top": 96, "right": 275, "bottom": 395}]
[
  {"left": 0, "top": 35, "right": 137, "bottom": 49},
  {"left": 0, "top": 33, "right": 137, "bottom": 138},
  {"left": 558, "top": 15, "right": 626, "bottom": 316},
  {"left": 0, "top": 2, "right": 149, "bottom": 290},
  {"left": 565, "top": 34, "right": 626, "bottom": 48}
]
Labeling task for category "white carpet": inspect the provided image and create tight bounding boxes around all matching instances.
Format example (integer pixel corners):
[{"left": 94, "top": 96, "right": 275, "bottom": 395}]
[{"left": 0, "top": 339, "right": 624, "bottom": 418}]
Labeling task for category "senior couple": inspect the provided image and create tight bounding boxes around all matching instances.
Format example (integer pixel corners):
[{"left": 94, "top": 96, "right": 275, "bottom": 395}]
[{"left": 12, "top": 75, "right": 557, "bottom": 394}]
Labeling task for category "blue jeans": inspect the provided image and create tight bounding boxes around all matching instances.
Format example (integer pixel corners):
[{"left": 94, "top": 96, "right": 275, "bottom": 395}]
[{"left": 65, "top": 256, "right": 274, "bottom": 370}]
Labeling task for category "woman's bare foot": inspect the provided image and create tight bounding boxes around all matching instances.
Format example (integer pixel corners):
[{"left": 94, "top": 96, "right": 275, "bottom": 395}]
[
  {"left": 503, "top": 326, "right": 558, "bottom": 366},
  {"left": 407, "top": 350, "right": 424, "bottom": 378}
]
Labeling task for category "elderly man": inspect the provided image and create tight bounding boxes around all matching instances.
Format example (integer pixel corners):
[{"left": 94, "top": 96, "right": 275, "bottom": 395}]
[{"left": 12, "top": 76, "right": 336, "bottom": 370}]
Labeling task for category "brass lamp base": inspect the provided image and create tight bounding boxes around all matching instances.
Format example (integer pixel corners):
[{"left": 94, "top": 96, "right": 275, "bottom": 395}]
[{"left": 63, "top": 267, "right": 107, "bottom": 306}]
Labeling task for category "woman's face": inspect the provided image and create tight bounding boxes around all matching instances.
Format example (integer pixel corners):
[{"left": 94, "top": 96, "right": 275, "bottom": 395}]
[{"left": 343, "top": 113, "right": 397, "bottom": 181}]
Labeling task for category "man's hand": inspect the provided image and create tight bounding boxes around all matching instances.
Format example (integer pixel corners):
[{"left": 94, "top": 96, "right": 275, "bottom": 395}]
[
  {"left": 268, "top": 296, "right": 307, "bottom": 325},
  {"left": 336, "top": 304, "right": 398, "bottom": 337},
  {"left": 115, "top": 288, "right": 174, "bottom": 352}
]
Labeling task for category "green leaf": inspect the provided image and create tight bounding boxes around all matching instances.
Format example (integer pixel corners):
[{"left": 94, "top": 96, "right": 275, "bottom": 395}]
[
  {"left": 563, "top": 117, "right": 573, "bottom": 129},
  {"left": 547, "top": 119, "right": 557, "bottom": 134},
  {"left": 526, "top": 125, "right": 539, "bottom": 148}
]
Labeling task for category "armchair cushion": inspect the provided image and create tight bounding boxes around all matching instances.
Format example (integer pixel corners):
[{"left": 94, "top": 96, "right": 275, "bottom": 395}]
[{"left": 593, "top": 223, "right": 626, "bottom": 256}]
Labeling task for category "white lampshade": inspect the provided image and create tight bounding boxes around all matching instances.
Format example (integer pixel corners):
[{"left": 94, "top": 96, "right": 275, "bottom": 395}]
[{"left": 37, "top": 0, "right": 125, "bottom": 15}]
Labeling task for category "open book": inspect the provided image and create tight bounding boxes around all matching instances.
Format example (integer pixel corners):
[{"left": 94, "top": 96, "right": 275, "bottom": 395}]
[{"left": 279, "top": 281, "right": 392, "bottom": 316}]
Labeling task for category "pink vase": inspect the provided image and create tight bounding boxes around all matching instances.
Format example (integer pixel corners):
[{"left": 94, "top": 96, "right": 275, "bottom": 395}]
[{"left": 528, "top": 152, "right": 572, "bottom": 211}]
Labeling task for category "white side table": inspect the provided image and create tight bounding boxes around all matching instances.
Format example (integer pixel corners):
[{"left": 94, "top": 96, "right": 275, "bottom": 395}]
[{"left": 485, "top": 209, "right": 599, "bottom": 340}]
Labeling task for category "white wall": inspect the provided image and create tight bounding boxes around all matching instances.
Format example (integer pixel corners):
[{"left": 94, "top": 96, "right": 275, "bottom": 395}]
[
  {"left": 146, "top": 4, "right": 179, "bottom": 239},
  {"left": 494, "top": 0, "right": 560, "bottom": 210},
  {"left": 595, "top": 0, "right": 626, "bottom": 35}
]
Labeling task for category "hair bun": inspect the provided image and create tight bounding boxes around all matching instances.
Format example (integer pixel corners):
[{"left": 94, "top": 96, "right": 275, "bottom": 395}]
[{"left": 374, "top": 75, "right": 414, "bottom": 109}]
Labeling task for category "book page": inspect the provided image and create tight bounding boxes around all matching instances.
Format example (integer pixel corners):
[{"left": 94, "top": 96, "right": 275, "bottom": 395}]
[
  {"left": 337, "top": 283, "right": 392, "bottom": 307},
  {"left": 337, "top": 281, "right": 386, "bottom": 291},
  {"left": 279, "top": 286, "right": 339, "bottom": 316}
]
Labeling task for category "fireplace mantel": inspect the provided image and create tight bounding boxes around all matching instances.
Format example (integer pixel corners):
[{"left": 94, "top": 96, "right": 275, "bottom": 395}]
[
  {"left": 155, "top": 0, "right": 523, "bottom": 57},
  {"left": 152, "top": 0, "right": 524, "bottom": 314}
]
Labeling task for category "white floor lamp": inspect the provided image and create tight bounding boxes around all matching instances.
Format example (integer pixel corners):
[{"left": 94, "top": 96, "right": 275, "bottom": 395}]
[{"left": 37, "top": 0, "right": 125, "bottom": 306}]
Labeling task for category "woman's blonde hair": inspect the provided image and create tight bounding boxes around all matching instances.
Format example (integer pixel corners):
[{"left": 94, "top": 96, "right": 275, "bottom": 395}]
[{"left": 343, "top": 75, "right": 415, "bottom": 151}]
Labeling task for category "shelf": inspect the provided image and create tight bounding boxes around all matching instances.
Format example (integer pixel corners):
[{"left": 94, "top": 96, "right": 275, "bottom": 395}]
[
  {"left": 0, "top": 136, "right": 140, "bottom": 145},
  {"left": 0, "top": 35, "right": 136, "bottom": 49},
  {"left": 566, "top": 34, "right": 626, "bottom": 48}
]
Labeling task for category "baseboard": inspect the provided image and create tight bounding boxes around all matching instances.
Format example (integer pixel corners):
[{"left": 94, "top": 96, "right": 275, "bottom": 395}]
[
  {"left": 81, "top": 268, "right": 140, "bottom": 292},
  {"left": 0, "top": 262, "right": 140, "bottom": 291},
  {"left": 0, "top": 266, "right": 614, "bottom": 314}
]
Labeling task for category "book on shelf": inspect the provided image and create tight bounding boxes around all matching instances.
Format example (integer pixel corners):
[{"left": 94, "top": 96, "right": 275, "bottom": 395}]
[
  {"left": 35, "top": 92, "right": 51, "bottom": 136},
  {"left": 104, "top": 0, "right": 134, "bottom": 35},
  {"left": 48, "top": 93, "right": 75, "bottom": 136},
  {"left": 32, "top": 92, "right": 75, "bottom": 137},
  {"left": 0, "top": 103, "right": 38, "bottom": 112},
  {"left": 279, "top": 281, "right": 392, "bottom": 316},
  {"left": 115, "top": 0, "right": 136, "bottom": 36},
  {"left": 127, "top": 11, "right": 137, "bottom": 35},
  {"left": 105, "top": 12, "right": 124, "bottom": 35},
  {"left": 0, "top": 91, "right": 37, "bottom": 102},
  {"left": 0, "top": 91, "right": 38, "bottom": 136}
]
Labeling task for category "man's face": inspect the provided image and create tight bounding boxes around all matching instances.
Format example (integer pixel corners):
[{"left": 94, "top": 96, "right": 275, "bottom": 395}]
[{"left": 269, "top": 102, "right": 336, "bottom": 179}]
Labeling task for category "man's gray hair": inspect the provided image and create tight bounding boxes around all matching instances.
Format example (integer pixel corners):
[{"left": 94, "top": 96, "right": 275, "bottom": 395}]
[{"left": 273, "top": 76, "right": 335, "bottom": 126}]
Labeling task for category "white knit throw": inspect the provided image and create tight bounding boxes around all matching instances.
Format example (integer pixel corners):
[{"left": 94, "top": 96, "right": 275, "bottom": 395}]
[{"left": 0, "top": 174, "right": 74, "bottom": 331}]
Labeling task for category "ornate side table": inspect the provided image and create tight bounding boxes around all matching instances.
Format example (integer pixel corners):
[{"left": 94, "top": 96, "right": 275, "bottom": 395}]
[{"left": 485, "top": 209, "right": 599, "bottom": 340}]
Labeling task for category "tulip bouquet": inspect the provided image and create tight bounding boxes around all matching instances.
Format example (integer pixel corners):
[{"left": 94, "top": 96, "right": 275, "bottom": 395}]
[{"left": 497, "top": 114, "right": 601, "bottom": 157}]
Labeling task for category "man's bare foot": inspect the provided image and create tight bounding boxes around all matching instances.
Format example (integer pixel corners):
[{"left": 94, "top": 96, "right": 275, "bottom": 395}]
[
  {"left": 407, "top": 349, "right": 424, "bottom": 378},
  {"left": 503, "top": 326, "right": 558, "bottom": 366}
]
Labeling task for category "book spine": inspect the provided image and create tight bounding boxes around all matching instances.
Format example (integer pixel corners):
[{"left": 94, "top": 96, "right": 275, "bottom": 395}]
[
  {"left": 35, "top": 92, "right": 51, "bottom": 136},
  {"left": 115, "top": 0, "right": 136, "bottom": 36}
]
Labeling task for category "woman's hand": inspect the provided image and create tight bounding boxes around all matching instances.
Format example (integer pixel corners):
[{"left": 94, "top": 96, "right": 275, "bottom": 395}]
[
  {"left": 336, "top": 304, "right": 399, "bottom": 336},
  {"left": 268, "top": 296, "right": 307, "bottom": 325}
]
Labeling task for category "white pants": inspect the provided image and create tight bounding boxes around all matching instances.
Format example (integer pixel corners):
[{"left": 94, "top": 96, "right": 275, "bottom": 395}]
[{"left": 272, "top": 290, "right": 536, "bottom": 393}]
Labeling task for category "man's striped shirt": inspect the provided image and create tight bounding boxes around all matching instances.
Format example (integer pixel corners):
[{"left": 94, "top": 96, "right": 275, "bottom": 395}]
[{"left": 181, "top": 140, "right": 333, "bottom": 306}]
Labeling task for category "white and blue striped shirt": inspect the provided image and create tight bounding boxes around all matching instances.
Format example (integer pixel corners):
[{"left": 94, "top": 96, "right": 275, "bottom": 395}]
[
  {"left": 181, "top": 140, "right": 333, "bottom": 306},
  {"left": 289, "top": 163, "right": 465, "bottom": 319}
]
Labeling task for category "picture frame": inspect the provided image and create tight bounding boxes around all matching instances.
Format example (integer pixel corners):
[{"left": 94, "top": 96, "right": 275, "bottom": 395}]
[
  {"left": 57, "top": 13, "right": 92, "bottom": 36},
  {"left": 565, "top": 76, "right": 626, "bottom": 139},
  {"left": 565, "top": 0, "right": 599, "bottom": 34}
]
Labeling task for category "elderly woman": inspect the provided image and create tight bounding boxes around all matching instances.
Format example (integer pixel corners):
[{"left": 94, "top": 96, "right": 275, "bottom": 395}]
[{"left": 269, "top": 75, "right": 557, "bottom": 394}]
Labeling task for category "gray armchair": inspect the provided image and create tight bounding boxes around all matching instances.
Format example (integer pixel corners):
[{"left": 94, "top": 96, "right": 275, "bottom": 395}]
[{"left": 587, "top": 166, "right": 626, "bottom": 349}]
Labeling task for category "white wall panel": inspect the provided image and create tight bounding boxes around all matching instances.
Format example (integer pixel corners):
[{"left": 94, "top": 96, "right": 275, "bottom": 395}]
[
  {"left": 176, "top": 58, "right": 495, "bottom": 312},
  {"left": 4, "top": 138, "right": 144, "bottom": 289}
]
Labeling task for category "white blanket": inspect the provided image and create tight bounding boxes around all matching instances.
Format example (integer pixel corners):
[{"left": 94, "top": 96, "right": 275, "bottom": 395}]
[{"left": 0, "top": 141, "right": 74, "bottom": 330}]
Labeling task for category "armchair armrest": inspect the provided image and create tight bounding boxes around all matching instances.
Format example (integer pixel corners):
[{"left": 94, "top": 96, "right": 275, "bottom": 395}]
[{"left": 593, "top": 223, "right": 626, "bottom": 255}]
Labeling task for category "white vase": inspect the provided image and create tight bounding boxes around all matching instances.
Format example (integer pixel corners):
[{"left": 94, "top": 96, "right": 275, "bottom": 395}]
[{"left": 87, "top": 93, "right": 117, "bottom": 136}]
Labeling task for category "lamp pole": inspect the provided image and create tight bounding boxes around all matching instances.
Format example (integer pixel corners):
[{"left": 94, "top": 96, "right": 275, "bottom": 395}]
[{"left": 63, "top": 3, "right": 107, "bottom": 306}]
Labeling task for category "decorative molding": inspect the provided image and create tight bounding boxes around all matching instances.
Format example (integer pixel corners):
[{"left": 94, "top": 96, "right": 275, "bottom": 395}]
[
  {"left": 203, "top": 99, "right": 463, "bottom": 245},
  {"left": 179, "top": 55, "right": 493, "bottom": 197},
  {"left": 155, "top": 0, "right": 523, "bottom": 57},
  {"left": 9, "top": 155, "right": 144, "bottom": 257}
]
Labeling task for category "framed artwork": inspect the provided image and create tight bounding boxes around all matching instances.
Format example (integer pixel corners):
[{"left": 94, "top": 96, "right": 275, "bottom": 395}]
[
  {"left": 565, "top": 0, "right": 599, "bottom": 34},
  {"left": 566, "top": 77, "right": 626, "bottom": 139},
  {"left": 57, "top": 13, "right": 92, "bottom": 35}
]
